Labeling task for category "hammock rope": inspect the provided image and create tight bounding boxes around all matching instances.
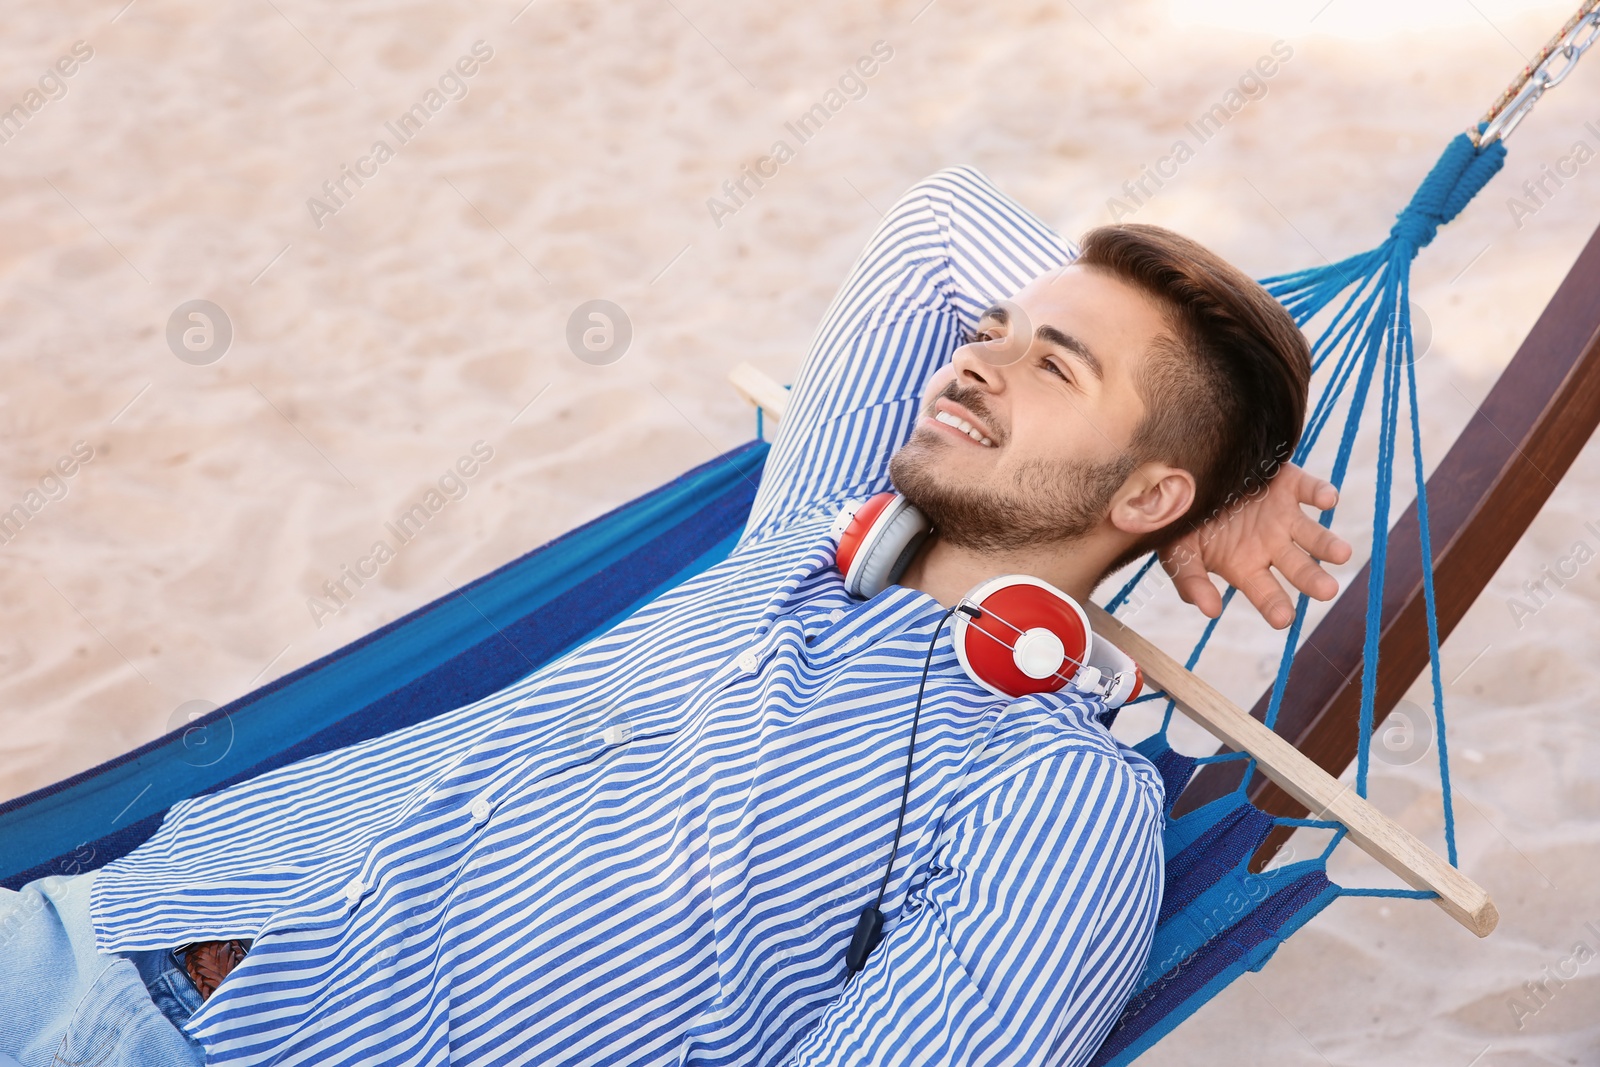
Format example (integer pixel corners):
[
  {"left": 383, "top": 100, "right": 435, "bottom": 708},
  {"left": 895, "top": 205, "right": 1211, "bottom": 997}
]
[
  {"left": 1107, "top": 0, "right": 1600, "bottom": 897},
  {"left": 1106, "top": 131, "right": 1506, "bottom": 884}
]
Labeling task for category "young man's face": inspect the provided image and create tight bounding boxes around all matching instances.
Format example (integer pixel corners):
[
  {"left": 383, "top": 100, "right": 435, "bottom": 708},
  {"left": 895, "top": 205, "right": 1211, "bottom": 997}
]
[{"left": 887, "top": 263, "right": 1173, "bottom": 553}]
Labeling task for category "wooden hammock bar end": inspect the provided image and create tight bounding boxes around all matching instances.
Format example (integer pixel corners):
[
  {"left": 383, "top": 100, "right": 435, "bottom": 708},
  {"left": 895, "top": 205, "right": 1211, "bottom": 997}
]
[
  {"left": 1086, "top": 603, "right": 1497, "bottom": 937},
  {"left": 729, "top": 362, "right": 791, "bottom": 427}
]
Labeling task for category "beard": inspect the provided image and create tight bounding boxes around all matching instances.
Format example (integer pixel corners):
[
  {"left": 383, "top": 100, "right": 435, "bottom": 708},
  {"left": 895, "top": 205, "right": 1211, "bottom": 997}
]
[{"left": 888, "top": 411, "right": 1139, "bottom": 555}]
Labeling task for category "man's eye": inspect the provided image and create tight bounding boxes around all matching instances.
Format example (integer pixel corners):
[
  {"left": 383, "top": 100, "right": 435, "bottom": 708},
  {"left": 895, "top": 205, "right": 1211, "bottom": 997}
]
[
  {"left": 1041, "top": 355, "right": 1069, "bottom": 381},
  {"left": 971, "top": 329, "right": 996, "bottom": 343}
]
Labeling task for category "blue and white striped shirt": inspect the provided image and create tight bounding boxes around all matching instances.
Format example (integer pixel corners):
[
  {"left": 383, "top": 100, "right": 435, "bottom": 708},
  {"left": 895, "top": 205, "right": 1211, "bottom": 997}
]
[{"left": 91, "top": 166, "right": 1165, "bottom": 1067}]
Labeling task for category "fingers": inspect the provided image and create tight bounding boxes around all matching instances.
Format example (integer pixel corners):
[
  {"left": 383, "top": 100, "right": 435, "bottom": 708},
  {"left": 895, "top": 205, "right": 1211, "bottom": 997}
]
[
  {"left": 1272, "top": 544, "right": 1339, "bottom": 602},
  {"left": 1290, "top": 465, "right": 1339, "bottom": 511},
  {"left": 1236, "top": 567, "right": 1296, "bottom": 629},
  {"left": 1292, "top": 513, "right": 1353, "bottom": 564},
  {"left": 1161, "top": 537, "right": 1223, "bottom": 618},
  {"left": 1173, "top": 573, "right": 1223, "bottom": 618},
  {"left": 1308, "top": 480, "right": 1339, "bottom": 511}
]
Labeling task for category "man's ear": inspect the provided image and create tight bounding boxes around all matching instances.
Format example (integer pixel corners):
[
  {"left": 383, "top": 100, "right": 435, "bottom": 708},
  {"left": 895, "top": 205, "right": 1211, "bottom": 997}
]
[{"left": 1108, "top": 462, "right": 1195, "bottom": 536}]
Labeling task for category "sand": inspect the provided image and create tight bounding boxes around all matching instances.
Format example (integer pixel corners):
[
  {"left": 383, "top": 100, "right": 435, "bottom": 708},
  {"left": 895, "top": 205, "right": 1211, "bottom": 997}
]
[{"left": 2, "top": 0, "right": 1598, "bottom": 1061}]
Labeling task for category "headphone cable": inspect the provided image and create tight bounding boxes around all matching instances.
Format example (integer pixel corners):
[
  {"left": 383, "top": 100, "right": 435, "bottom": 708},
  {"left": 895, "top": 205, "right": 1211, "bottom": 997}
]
[{"left": 844, "top": 601, "right": 979, "bottom": 979}]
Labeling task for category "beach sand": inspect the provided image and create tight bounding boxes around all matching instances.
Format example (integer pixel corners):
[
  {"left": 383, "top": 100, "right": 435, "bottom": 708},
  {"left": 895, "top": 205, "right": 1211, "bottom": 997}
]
[{"left": 2, "top": 0, "right": 1598, "bottom": 1061}]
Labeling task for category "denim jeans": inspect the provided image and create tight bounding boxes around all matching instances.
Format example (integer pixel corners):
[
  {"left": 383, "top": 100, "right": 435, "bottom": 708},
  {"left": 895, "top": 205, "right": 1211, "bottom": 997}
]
[{"left": 0, "top": 872, "right": 206, "bottom": 1067}]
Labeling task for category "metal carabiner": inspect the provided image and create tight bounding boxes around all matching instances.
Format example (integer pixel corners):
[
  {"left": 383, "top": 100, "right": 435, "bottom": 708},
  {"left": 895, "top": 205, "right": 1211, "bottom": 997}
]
[{"left": 1473, "top": 4, "right": 1600, "bottom": 147}]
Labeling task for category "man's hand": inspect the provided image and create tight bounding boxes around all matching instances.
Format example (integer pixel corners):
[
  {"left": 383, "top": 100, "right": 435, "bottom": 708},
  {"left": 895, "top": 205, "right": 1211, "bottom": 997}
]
[{"left": 1159, "top": 463, "right": 1353, "bottom": 630}]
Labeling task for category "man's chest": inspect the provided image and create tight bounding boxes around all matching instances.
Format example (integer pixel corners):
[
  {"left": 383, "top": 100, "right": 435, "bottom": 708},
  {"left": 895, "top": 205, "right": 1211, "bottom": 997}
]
[
  {"left": 298, "top": 627, "right": 1007, "bottom": 1052},
  {"left": 180, "top": 548, "right": 1118, "bottom": 1062}
]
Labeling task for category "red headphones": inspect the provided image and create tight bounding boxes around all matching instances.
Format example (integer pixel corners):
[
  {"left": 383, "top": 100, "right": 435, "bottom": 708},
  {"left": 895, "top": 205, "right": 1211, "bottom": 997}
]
[{"left": 829, "top": 492, "right": 1143, "bottom": 707}]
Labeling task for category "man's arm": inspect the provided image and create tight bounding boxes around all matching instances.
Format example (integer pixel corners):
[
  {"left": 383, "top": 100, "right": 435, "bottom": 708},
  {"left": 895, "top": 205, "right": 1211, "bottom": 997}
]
[
  {"left": 787, "top": 747, "right": 1164, "bottom": 1067},
  {"left": 737, "top": 166, "right": 1077, "bottom": 549}
]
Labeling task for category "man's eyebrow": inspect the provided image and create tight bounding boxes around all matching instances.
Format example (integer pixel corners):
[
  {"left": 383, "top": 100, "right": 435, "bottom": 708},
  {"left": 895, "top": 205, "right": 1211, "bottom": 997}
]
[
  {"left": 977, "top": 304, "right": 1103, "bottom": 383},
  {"left": 1037, "top": 325, "right": 1104, "bottom": 383},
  {"left": 978, "top": 304, "right": 1009, "bottom": 326}
]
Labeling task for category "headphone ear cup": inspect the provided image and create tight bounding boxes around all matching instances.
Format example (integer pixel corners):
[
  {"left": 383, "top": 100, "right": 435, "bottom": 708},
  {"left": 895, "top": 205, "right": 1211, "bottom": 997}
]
[
  {"left": 851, "top": 505, "right": 930, "bottom": 598},
  {"left": 835, "top": 494, "right": 930, "bottom": 599},
  {"left": 952, "top": 576, "right": 1091, "bottom": 698},
  {"left": 833, "top": 493, "right": 893, "bottom": 585}
]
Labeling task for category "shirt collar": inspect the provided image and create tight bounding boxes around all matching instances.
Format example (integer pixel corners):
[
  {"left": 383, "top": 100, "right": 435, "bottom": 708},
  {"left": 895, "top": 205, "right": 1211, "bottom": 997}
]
[
  {"left": 749, "top": 518, "right": 841, "bottom": 632},
  {"left": 749, "top": 512, "right": 959, "bottom": 669}
]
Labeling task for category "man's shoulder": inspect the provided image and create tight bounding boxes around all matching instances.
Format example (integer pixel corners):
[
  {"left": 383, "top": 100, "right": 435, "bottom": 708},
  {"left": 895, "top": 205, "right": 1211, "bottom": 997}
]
[
  {"left": 728, "top": 500, "right": 834, "bottom": 557},
  {"left": 730, "top": 480, "right": 897, "bottom": 558},
  {"left": 953, "top": 689, "right": 1166, "bottom": 833},
  {"left": 1038, "top": 725, "right": 1167, "bottom": 825}
]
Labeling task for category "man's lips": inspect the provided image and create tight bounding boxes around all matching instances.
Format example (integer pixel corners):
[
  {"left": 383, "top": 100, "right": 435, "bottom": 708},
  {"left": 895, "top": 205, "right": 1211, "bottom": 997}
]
[
  {"left": 921, "top": 413, "right": 992, "bottom": 447},
  {"left": 925, "top": 397, "right": 996, "bottom": 447}
]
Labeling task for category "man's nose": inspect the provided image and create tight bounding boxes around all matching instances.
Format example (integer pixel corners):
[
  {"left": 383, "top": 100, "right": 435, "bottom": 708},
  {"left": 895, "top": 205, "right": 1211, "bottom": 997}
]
[{"left": 950, "top": 335, "right": 1021, "bottom": 390}]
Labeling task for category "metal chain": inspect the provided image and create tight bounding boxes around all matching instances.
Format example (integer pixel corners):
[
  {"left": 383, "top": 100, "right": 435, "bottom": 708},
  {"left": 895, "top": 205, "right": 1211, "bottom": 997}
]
[{"left": 1471, "top": 0, "right": 1600, "bottom": 146}]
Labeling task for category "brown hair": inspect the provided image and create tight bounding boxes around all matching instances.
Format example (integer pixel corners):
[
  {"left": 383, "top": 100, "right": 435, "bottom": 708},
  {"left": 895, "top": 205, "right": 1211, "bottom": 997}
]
[{"left": 1074, "top": 223, "right": 1312, "bottom": 579}]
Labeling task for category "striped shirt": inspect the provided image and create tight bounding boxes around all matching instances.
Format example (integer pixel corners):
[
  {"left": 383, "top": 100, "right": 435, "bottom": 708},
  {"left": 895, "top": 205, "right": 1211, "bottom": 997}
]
[{"left": 90, "top": 165, "right": 1165, "bottom": 1067}]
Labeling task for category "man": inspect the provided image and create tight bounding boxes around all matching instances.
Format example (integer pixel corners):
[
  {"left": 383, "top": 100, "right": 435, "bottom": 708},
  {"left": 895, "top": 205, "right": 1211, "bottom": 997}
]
[{"left": 0, "top": 166, "right": 1348, "bottom": 1067}]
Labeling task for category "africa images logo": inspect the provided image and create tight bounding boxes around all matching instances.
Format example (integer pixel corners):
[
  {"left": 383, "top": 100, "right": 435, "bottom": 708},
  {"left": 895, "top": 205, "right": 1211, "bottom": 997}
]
[
  {"left": 305, "top": 40, "right": 495, "bottom": 229},
  {"left": 706, "top": 40, "right": 895, "bottom": 229}
]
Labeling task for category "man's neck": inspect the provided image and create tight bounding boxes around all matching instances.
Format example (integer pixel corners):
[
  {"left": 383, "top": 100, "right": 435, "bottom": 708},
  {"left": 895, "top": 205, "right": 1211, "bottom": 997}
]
[{"left": 894, "top": 531, "right": 1106, "bottom": 608}]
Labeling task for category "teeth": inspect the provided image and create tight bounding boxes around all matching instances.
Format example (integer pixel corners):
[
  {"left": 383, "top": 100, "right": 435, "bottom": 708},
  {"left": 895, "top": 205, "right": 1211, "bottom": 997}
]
[{"left": 934, "top": 409, "right": 993, "bottom": 447}]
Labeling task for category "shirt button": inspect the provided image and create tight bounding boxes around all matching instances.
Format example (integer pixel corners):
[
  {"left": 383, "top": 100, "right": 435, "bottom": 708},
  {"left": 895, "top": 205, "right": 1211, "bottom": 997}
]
[
  {"left": 469, "top": 797, "right": 491, "bottom": 825},
  {"left": 599, "top": 722, "right": 633, "bottom": 745},
  {"left": 343, "top": 877, "right": 365, "bottom": 906},
  {"left": 828, "top": 609, "right": 846, "bottom": 623},
  {"left": 736, "top": 647, "right": 761, "bottom": 674}
]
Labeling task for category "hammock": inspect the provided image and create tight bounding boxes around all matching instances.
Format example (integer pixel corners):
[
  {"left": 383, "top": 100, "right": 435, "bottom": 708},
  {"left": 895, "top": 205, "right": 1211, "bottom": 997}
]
[{"left": 5, "top": 7, "right": 1598, "bottom": 1063}]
